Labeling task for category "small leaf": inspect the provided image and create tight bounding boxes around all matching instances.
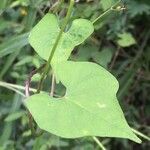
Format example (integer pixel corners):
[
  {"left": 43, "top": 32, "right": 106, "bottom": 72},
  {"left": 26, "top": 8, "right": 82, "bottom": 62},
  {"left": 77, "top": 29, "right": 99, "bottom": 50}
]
[
  {"left": 29, "top": 13, "right": 94, "bottom": 66},
  {"left": 117, "top": 32, "right": 136, "bottom": 47},
  {"left": 25, "top": 61, "right": 141, "bottom": 143}
]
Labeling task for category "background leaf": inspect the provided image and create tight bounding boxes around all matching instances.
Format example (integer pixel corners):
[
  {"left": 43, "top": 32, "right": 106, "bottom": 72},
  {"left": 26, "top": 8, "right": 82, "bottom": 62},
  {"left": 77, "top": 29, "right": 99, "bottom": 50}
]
[
  {"left": 117, "top": 32, "right": 136, "bottom": 47},
  {"left": 0, "top": 33, "right": 29, "bottom": 58}
]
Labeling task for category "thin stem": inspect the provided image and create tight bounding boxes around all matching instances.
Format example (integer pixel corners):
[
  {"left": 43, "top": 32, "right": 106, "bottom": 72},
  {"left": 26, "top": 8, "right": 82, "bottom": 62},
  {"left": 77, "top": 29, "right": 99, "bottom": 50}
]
[
  {"left": 53, "top": 0, "right": 64, "bottom": 13},
  {"left": 0, "top": 81, "right": 61, "bottom": 97},
  {"left": 28, "top": 111, "right": 43, "bottom": 137},
  {"left": 109, "top": 47, "right": 120, "bottom": 70},
  {"left": 50, "top": 73, "right": 55, "bottom": 96},
  {"left": 37, "top": 0, "right": 74, "bottom": 93},
  {"left": 93, "top": 136, "right": 106, "bottom": 150},
  {"left": 25, "top": 64, "right": 46, "bottom": 97},
  {"left": 0, "top": 81, "right": 33, "bottom": 91},
  {"left": 0, "top": 82, "right": 25, "bottom": 97},
  {"left": 25, "top": 64, "right": 46, "bottom": 136},
  {"left": 132, "top": 128, "right": 150, "bottom": 141},
  {"left": 92, "top": 0, "right": 121, "bottom": 24}
]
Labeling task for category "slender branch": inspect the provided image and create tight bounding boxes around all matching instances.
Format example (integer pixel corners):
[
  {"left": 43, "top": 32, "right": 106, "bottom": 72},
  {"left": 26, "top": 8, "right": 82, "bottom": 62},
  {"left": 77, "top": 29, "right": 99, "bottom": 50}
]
[
  {"left": 0, "top": 82, "right": 25, "bottom": 97},
  {"left": 25, "top": 64, "right": 46, "bottom": 97},
  {"left": 92, "top": 0, "right": 123, "bottom": 24},
  {"left": 109, "top": 47, "right": 120, "bottom": 70},
  {"left": 37, "top": 0, "right": 74, "bottom": 93},
  {"left": 25, "top": 64, "right": 46, "bottom": 137},
  {"left": 0, "top": 81, "right": 35, "bottom": 92},
  {"left": 0, "top": 81, "right": 61, "bottom": 97},
  {"left": 28, "top": 110, "right": 43, "bottom": 137},
  {"left": 93, "top": 136, "right": 106, "bottom": 150}
]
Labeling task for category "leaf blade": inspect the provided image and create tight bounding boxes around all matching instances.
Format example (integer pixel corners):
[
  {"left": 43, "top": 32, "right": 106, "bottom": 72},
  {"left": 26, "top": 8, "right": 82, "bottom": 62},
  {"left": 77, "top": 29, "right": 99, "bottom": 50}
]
[
  {"left": 25, "top": 61, "right": 141, "bottom": 143},
  {"left": 28, "top": 13, "right": 94, "bottom": 65}
]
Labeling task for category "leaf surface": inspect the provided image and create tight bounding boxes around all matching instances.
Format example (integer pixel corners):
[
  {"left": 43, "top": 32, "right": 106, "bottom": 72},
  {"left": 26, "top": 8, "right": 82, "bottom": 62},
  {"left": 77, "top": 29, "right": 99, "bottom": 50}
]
[
  {"left": 29, "top": 14, "right": 94, "bottom": 65},
  {"left": 25, "top": 61, "right": 141, "bottom": 143}
]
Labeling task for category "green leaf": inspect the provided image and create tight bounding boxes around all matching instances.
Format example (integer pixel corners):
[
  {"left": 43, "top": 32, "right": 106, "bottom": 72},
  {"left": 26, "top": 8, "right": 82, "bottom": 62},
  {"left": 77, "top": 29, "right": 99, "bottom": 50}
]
[
  {"left": 0, "top": 33, "right": 29, "bottom": 58},
  {"left": 100, "top": 0, "right": 118, "bottom": 10},
  {"left": 29, "top": 13, "right": 94, "bottom": 66},
  {"left": 92, "top": 48, "right": 113, "bottom": 68},
  {"left": 117, "top": 32, "right": 136, "bottom": 47},
  {"left": 0, "top": 19, "right": 11, "bottom": 32},
  {"left": 5, "top": 110, "right": 25, "bottom": 122},
  {"left": 25, "top": 61, "right": 141, "bottom": 143}
]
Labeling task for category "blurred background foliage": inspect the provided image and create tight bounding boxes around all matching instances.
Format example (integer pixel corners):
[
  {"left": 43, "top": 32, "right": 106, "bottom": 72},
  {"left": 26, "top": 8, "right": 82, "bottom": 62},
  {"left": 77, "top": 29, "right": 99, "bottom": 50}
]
[{"left": 0, "top": 0, "right": 150, "bottom": 149}]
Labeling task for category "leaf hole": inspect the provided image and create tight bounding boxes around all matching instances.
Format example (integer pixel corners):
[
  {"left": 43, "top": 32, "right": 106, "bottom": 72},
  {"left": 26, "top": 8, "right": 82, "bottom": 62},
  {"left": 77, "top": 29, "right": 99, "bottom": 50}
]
[{"left": 54, "top": 82, "right": 66, "bottom": 98}]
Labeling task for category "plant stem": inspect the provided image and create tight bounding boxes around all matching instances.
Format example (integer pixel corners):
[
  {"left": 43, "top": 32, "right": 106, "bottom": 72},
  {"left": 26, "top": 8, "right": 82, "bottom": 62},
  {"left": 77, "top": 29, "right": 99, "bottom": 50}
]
[
  {"left": 53, "top": 0, "right": 64, "bottom": 13},
  {"left": 37, "top": 0, "right": 74, "bottom": 93},
  {"left": 28, "top": 111, "right": 43, "bottom": 137},
  {"left": 132, "top": 128, "right": 150, "bottom": 141},
  {"left": 25, "top": 64, "right": 46, "bottom": 97},
  {"left": 0, "top": 81, "right": 61, "bottom": 97},
  {"left": 0, "top": 82, "right": 25, "bottom": 97},
  {"left": 50, "top": 73, "right": 55, "bottom": 96},
  {"left": 92, "top": 0, "right": 121, "bottom": 24},
  {"left": 109, "top": 47, "right": 120, "bottom": 70},
  {"left": 93, "top": 136, "right": 106, "bottom": 150}
]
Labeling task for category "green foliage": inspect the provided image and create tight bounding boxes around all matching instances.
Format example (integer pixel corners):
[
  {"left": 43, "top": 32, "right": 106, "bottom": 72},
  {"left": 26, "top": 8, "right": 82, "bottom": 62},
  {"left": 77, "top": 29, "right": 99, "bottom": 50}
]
[
  {"left": 0, "top": 0, "right": 150, "bottom": 149},
  {"left": 29, "top": 13, "right": 94, "bottom": 66},
  {"left": 4, "top": 110, "right": 25, "bottom": 122},
  {"left": 26, "top": 61, "right": 140, "bottom": 143},
  {"left": 117, "top": 32, "right": 136, "bottom": 47},
  {"left": 0, "top": 33, "right": 29, "bottom": 58},
  {"left": 128, "top": 1, "right": 150, "bottom": 18}
]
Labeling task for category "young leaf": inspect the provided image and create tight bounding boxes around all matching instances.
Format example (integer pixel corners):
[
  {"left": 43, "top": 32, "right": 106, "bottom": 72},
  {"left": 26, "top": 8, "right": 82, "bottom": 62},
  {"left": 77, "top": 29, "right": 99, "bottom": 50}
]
[
  {"left": 29, "top": 13, "right": 94, "bottom": 66},
  {"left": 25, "top": 61, "right": 141, "bottom": 143}
]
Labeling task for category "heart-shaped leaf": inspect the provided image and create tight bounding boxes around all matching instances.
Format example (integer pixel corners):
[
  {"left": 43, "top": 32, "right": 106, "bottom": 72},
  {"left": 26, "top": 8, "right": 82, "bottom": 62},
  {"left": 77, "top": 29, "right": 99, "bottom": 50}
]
[
  {"left": 25, "top": 61, "right": 141, "bottom": 143},
  {"left": 29, "top": 14, "right": 94, "bottom": 65}
]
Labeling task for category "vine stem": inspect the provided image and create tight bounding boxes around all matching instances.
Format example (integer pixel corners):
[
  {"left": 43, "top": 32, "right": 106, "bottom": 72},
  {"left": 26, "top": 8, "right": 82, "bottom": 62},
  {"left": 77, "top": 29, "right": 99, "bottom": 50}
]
[
  {"left": 53, "top": 0, "right": 64, "bottom": 13},
  {"left": 25, "top": 64, "right": 46, "bottom": 97},
  {"left": 0, "top": 81, "right": 25, "bottom": 97},
  {"left": 92, "top": 0, "right": 123, "bottom": 24},
  {"left": 37, "top": 0, "right": 74, "bottom": 93},
  {"left": 93, "top": 136, "right": 106, "bottom": 150},
  {"left": 132, "top": 128, "right": 150, "bottom": 141},
  {"left": 50, "top": 73, "right": 55, "bottom": 96}
]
